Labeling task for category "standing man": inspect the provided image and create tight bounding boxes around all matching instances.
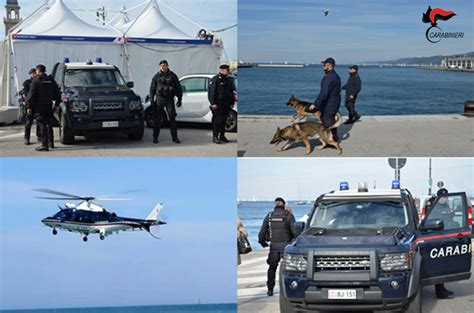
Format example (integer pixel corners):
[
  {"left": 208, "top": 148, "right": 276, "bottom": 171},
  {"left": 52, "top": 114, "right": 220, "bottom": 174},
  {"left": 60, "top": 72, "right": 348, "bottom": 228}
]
[
  {"left": 21, "top": 68, "right": 37, "bottom": 145},
  {"left": 342, "top": 65, "right": 362, "bottom": 124},
  {"left": 149, "top": 60, "right": 182, "bottom": 144},
  {"left": 258, "top": 197, "right": 296, "bottom": 296},
  {"left": 208, "top": 64, "right": 236, "bottom": 144},
  {"left": 308, "top": 57, "right": 341, "bottom": 142},
  {"left": 27, "top": 64, "right": 60, "bottom": 152}
]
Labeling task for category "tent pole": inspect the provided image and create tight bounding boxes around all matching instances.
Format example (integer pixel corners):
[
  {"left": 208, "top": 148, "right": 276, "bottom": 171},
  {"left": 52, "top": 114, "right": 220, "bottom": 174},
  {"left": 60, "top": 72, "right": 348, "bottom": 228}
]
[
  {"left": 8, "top": 35, "right": 20, "bottom": 107},
  {"left": 123, "top": 0, "right": 153, "bottom": 37},
  {"left": 8, "top": 1, "right": 49, "bottom": 36},
  {"left": 156, "top": 0, "right": 209, "bottom": 32}
]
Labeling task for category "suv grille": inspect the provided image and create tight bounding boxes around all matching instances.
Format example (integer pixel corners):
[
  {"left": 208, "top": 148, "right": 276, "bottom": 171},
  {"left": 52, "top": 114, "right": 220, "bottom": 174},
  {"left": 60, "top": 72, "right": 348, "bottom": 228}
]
[
  {"left": 93, "top": 102, "right": 125, "bottom": 111},
  {"left": 315, "top": 255, "right": 370, "bottom": 271}
]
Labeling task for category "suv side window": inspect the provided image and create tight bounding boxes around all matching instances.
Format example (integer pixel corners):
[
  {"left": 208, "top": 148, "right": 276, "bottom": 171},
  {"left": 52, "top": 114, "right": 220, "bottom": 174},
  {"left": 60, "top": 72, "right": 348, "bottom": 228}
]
[
  {"left": 181, "top": 77, "right": 207, "bottom": 93},
  {"left": 426, "top": 194, "right": 466, "bottom": 230},
  {"left": 52, "top": 63, "right": 65, "bottom": 89}
]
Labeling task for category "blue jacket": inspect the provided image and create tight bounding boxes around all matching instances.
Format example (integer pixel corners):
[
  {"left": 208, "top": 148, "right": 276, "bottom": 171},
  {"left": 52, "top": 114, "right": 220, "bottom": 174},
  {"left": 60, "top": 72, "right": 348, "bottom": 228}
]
[{"left": 314, "top": 69, "right": 341, "bottom": 115}]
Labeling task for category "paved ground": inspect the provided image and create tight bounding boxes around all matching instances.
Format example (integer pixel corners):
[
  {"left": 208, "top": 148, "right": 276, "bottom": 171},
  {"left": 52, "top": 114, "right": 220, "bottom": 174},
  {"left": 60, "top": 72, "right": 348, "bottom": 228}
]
[
  {"left": 0, "top": 123, "right": 236, "bottom": 157},
  {"left": 238, "top": 114, "right": 474, "bottom": 157},
  {"left": 238, "top": 248, "right": 474, "bottom": 313}
]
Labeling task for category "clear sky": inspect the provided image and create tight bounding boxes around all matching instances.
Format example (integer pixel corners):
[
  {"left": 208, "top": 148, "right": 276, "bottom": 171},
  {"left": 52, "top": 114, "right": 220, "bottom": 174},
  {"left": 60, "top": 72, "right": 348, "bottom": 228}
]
[
  {"left": 239, "top": 0, "right": 473, "bottom": 63},
  {"left": 0, "top": 158, "right": 236, "bottom": 310},
  {"left": 238, "top": 158, "right": 473, "bottom": 201},
  {"left": 1, "top": 0, "right": 237, "bottom": 61}
]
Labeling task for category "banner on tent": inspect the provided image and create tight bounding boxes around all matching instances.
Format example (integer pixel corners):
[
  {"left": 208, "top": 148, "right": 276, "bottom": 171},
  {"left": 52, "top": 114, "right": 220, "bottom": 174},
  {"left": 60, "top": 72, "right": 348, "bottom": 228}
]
[
  {"left": 125, "top": 38, "right": 213, "bottom": 45},
  {"left": 12, "top": 34, "right": 119, "bottom": 43}
]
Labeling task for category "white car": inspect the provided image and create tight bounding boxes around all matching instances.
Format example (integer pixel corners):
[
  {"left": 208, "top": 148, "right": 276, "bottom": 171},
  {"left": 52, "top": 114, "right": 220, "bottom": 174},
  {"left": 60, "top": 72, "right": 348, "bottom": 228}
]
[{"left": 143, "top": 74, "right": 238, "bottom": 132}]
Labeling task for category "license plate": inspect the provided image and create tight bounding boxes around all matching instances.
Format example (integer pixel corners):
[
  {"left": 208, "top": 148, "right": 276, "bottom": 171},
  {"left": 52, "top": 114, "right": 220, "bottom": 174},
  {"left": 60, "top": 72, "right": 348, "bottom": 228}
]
[
  {"left": 102, "top": 121, "right": 119, "bottom": 128},
  {"left": 327, "top": 289, "right": 357, "bottom": 300}
]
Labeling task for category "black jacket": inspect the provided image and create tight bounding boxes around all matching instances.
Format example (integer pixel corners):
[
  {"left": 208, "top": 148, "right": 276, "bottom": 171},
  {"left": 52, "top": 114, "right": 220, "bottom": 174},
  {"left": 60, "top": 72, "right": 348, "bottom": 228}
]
[
  {"left": 149, "top": 70, "right": 182, "bottom": 103},
  {"left": 258, "top": 206, "right": 296, "bottom": 249},
  {"left": 208, "top": 74, "right": 236, "bottom": 106},
  {"left": 342, "top": 73, "right": 362, "bottom": 101},
  {"left": 314, "top": 69, "right": 341, "bottom": 115},
  {"left": 21, "top": 78, "right": 33, "bottom": 99},
  {"left": 26, "top": 74, "right": 60, "bottom": 112}
]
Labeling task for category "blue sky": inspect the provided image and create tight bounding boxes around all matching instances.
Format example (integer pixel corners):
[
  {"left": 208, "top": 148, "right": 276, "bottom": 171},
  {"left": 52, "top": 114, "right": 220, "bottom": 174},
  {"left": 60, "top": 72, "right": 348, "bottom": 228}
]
[
  {"left": 238, "top": 158, "right": 474, "bottom": 201},
  {"left": 239, "top": 0, "right": 473, "bottom": 63},
  {"left": 1, "top": 0, "right": 237, "bottom": 61},
  {"left": 0, "top": 158, "right": 237, "bottom": 310}
]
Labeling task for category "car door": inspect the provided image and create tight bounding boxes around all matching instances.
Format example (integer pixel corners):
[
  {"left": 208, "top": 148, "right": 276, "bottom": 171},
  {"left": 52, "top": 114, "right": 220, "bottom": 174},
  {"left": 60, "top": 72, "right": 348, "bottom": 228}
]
[
  {"left": 177, "top": 77, "right": 209, "bottom": 119},
  {"left": 418, "top": 192, "right": 472, "bottom": 285}
]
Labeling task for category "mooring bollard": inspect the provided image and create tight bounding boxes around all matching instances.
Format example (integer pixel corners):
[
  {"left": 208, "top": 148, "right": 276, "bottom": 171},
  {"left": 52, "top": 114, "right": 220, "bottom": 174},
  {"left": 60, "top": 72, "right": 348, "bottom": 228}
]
[{"left": 464, "top": 100, "right": 474, "bottom": 116}]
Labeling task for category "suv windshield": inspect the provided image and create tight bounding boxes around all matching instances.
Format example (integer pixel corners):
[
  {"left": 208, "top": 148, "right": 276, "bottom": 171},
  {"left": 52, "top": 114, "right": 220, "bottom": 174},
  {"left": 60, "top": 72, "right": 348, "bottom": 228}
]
[
  {"left": 65, "top": 69, "right": 126, "bottom": 87},
  {"left": 310, "top": 200, "right": 409, "bottom": 229}
]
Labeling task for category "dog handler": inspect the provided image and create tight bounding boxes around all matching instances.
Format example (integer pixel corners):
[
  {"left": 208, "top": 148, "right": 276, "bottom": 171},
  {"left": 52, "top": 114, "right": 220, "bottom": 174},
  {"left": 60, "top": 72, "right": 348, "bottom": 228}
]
[
  {"left": 258, "top": 197, "right": 296, "bottom": 296},
  {"left": 308, "top": 57, "right": 341, "bottom": 142}
]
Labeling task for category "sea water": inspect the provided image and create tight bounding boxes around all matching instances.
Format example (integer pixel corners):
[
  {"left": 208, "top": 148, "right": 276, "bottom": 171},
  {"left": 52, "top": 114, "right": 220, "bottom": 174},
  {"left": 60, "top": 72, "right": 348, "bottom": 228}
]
[{"left": 238, "top": 66, "right": 474, "bottom": 116}]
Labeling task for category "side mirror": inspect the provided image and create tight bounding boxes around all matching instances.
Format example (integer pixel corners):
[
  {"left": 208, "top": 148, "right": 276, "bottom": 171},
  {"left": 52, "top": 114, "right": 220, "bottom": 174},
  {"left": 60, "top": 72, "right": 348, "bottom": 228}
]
[
  {"left": 294, "top": 221, "right": 305, "bottom": 236},
  {"left": 420, "top": 219, "right": 444, "bottom": 232},
  {"left": 126, "top": 81, "right": 134, "bottom": 88}
]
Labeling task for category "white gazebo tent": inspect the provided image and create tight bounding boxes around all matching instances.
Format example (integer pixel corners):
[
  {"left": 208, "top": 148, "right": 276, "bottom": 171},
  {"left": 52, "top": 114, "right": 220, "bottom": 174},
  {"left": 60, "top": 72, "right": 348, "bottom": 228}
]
[
  {"left": 122, "top": 0, "right": 223, "bottom": 99},
  {"left": 4, "top": 0, "right": 123, "bottom": 107},
  {"left": 2, "top": 0, "right": 224, "bottom": 107}
]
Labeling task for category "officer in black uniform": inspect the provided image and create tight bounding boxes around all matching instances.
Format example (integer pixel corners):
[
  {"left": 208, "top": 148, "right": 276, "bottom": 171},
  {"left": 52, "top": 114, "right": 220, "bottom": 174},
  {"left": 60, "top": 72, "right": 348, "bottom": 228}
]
[
  {"left": 258, "top": 197, "right": 296, "bottom": 296},
  {"left": 21, "top": 68, "right": 38, "bottom": 145},
  {"left": 149, "top": 60, "right": 183, "bottom": 144},
  {"left": 342, "top": 65, "right": 362, "bottom": 124},
  {"left": 208, "top": 64, "right": 236, "bottom": 144},
  {"left": 308, "top": 57, "right": 341, "bottom": 142},
  {"left": 427, "top": 188, "right": 454, "bottom": 299},
  {"left": 26, "top": 64, "right": 60, "bottom": 152}
]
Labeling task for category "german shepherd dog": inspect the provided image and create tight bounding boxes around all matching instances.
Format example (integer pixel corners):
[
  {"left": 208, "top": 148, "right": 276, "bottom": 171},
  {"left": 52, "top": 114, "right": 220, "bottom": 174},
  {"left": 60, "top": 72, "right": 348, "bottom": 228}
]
[
  {"left": 269, "top": 113, "right": 343, "bottom": 155},
  {"left": 287, "top": 95, "right": 321, "bottom": 122}
]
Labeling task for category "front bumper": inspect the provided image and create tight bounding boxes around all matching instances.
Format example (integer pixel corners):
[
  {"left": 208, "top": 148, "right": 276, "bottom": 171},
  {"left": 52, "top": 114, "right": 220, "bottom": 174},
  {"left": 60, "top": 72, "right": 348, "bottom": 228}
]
[{"left": 67, "top": 112, "right": 143, "bottom": 133}]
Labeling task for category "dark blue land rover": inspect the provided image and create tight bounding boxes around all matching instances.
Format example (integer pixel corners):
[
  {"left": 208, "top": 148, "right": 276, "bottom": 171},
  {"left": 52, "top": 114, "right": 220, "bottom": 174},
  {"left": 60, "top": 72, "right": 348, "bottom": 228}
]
[
  {"left": 280, "top": 182, "right": 472, "bottom": 312},
  {"left": 51, "top": 58, "right": 144, "bottom": 144}
]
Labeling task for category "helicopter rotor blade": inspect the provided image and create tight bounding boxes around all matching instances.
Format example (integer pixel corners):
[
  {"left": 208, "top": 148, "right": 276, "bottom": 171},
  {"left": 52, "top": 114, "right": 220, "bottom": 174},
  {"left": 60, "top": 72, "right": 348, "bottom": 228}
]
[
  {"left": 95, "top": 198, "right": 132, "bottom": 201},
  {"left": 34, "top": 188, "right": 86, "bottom": 199},
  {"left": 35, "top": 196, "right": 80, "bottom": 200}
]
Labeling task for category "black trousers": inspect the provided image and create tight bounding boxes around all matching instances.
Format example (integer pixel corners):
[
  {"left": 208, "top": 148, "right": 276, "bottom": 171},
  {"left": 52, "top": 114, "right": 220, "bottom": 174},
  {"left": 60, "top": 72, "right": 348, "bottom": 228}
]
[
  {"left": 345, "top": 99, "right": 359, "bottom": 121},
  {"left": 34, "top": 111, "right": 53, "bottom": 147},
  {"left": 153, "top": 99, "right": 177, "bottom": 140},
  {"left": 321, "top": 113, "right": 338, "bottom": 141},
  {"left": 24, "top": 113, "right": 38, "bottom": 140},
  {"left": 266, "top": 249, "right": 282, "bottom": 290},
  {"left": 211, "top": 106, "right": 230, "bottom": 138}
]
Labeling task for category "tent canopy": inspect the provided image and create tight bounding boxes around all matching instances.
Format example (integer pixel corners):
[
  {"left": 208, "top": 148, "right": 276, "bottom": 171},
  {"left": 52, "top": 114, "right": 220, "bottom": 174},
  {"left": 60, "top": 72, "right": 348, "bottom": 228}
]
[{"left": 16, "top": 0, "right": 118, "bottom": 40}]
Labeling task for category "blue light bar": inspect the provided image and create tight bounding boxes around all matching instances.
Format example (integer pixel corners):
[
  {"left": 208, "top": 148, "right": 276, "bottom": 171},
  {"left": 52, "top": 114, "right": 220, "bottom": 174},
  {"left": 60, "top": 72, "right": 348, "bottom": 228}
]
[
  {"left": 340, "top": 182, "right": 349, "bottom": 190},
  {"left": 392, "top": 180, "right": 401, "bottom": 189},
  {"left": 64, "top": 57, "right": 70, "bottom": 63},
  {"left": 96, "top": 57, "right": 102, "bottom": 63}
]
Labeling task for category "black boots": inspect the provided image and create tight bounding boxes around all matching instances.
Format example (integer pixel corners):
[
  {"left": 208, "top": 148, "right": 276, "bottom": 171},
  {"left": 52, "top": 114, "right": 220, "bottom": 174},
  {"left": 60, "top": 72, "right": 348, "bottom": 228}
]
[
  {"left": 435, "top": 284, "right": 453, "bottom": 299},
  {"left": 35, "top": 146, "right": 48, "bottom": 152},
  {"left": 267, "top": 289, "right": 273, "bottom": 297},
  {"left": 213, "top": 137, "right": 221, "bottom": 144},
  {"left": 220, "top": 136, "right": 230, "bottom": 143},
  {"left": 172, "top": 138, "right": 181, "bottom": 144}
]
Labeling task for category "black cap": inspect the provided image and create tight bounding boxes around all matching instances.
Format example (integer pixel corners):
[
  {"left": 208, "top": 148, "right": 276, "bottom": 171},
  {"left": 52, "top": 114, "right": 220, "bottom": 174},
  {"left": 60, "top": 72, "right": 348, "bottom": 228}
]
[
  {"left": 274, "top": 197, "right": 286, "bottom": 204},
  {"left": 321, "top": 57, "right": 336, "bottom": 66},
  {"left": 159, "top": 60, "right": 168, "bottom": 65},
  {"left": 349, "top": 65, "right": 359, "bottom": 71},
  {"left": 219, "top": 64, "right": 230, "bottom": 70},
  {"left": 437, "top": 188, "right": 448, "bottom": 197}
]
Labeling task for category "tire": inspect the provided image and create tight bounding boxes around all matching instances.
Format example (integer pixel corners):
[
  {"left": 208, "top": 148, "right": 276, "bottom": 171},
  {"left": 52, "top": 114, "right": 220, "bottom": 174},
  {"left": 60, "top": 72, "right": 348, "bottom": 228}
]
[
  {"left": 127, "top": 124, "right": 144, "bottom": 140},
  {"left": 404, "top": 284, "right": 421, "bottom": 313},
  {"left": 59, "top": 111, "right": 74, "bottom": 144},
  {"left": 145, "top": 108, "right": 169, "bottom": 128},
  {"left": 225, "top": 110, "right": 238, "bottom": 132}
]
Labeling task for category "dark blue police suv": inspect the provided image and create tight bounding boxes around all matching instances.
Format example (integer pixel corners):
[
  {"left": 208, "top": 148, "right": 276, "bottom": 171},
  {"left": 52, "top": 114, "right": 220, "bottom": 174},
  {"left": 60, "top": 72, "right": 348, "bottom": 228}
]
[{"left": 280, "top": 182, "right": 472, "bottom": 313}]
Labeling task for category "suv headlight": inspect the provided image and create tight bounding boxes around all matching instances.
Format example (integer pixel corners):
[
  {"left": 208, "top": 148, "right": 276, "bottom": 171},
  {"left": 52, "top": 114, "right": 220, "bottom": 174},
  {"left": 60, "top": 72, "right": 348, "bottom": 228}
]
[
  {"left": 283, "top": 254, "right": 307, "bottom": 273},
  {"left": 380, "top": 252, "right": 411, "bottom": 272},
  {"left": 70, "top": 101, "right": 88, "bottom": 113},
  {"left": 129, "top": 100, "right": 142, "bottom": 110}
]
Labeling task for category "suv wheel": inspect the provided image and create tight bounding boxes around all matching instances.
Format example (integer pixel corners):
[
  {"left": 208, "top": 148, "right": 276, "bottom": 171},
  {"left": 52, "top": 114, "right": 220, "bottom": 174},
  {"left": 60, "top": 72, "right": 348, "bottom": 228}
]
[
  {"left": 225, "top": 110, "right": 237, "bottom": 132},
  {"left": 404, "top": 284, "right": 421, "bottom": 313},
  {"left": 145, "top": 107, "right": 169, "bottom": 128},
  {"left": 59, "top": 111, "right": 74, "bottom": 144},
  {"left": 127, "top": 124, "right": 144, "bottom": 140}
]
